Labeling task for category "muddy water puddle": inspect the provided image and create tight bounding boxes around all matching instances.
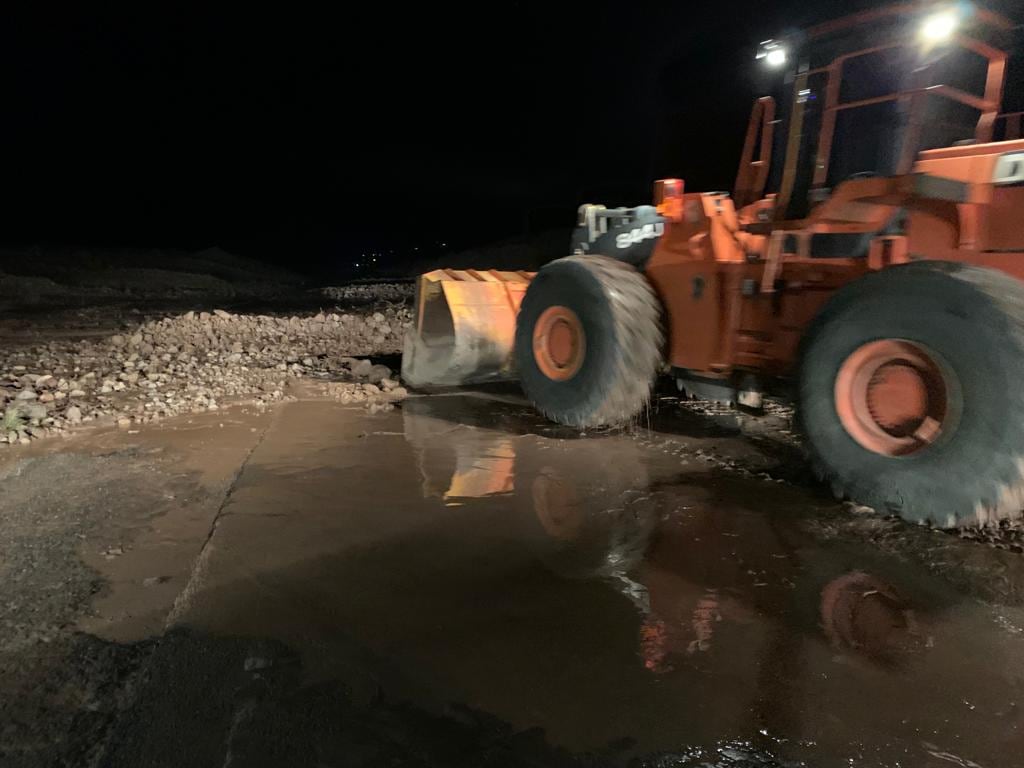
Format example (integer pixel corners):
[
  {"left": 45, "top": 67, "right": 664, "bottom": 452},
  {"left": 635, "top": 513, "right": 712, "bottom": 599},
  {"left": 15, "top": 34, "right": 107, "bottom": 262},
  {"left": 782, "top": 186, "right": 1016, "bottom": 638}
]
[{"left": 98, "top": 394, "right": 1015, "bottom": 766}]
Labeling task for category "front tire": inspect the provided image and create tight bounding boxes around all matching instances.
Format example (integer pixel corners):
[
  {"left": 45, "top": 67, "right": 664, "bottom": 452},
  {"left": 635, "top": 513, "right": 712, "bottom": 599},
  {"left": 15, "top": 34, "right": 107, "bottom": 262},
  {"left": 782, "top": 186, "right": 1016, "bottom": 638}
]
[
  {"left": 514, "top": 255, "right": 663, "bottom": 428},
  {"left": 799, "top": 261, "right": 1024, "bottom": 527}
]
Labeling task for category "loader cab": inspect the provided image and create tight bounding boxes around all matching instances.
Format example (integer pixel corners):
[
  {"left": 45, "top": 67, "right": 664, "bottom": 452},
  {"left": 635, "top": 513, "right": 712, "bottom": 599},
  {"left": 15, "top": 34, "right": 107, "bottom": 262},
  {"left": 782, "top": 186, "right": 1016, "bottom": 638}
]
[{"left": 736, "top": 5, "right": 1016, "bottom": 224}]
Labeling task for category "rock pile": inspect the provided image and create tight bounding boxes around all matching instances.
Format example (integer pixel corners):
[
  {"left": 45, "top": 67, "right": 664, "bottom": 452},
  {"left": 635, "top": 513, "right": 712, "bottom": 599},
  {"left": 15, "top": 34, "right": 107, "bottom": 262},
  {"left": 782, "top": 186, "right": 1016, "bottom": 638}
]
[
  {"left": 0, "top": 307, "right": 413, "bottom": 446},
  {"left": 321, "top": 282, "right": 414, "bottom": 303}
]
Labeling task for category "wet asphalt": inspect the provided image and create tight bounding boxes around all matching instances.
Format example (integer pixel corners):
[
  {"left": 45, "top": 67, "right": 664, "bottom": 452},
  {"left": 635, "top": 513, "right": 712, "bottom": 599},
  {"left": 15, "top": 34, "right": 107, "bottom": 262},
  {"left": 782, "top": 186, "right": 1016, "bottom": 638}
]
[
  {"left": 4, "top": 392, "right": 1024, "bottom": 767},
  {"left": 78, "top": 394, "right": 1023, "bottom": 767}
]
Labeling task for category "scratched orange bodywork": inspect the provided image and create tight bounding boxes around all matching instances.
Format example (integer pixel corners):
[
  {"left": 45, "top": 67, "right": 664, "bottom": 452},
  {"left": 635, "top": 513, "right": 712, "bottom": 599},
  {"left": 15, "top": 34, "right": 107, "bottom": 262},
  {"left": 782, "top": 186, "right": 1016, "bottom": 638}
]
[{"left": 642, "top": 6, "right": 1024, "bottom": 384}]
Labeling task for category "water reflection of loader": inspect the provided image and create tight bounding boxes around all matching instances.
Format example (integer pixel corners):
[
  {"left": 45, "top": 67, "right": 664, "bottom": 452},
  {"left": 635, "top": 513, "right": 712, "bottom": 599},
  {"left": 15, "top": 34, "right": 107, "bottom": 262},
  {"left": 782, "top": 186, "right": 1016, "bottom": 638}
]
[
  {"left": 520, "top": 449, "right": 929, "bottom": 746},
  {"left": 402, "top": 404, "right": 517, "bottom": 501},
  {"left": 524, "top": 457, "right": 921, "bottom": 667},
  {"left": 403, "top": 402, "right": 922, "bottom": 671}
]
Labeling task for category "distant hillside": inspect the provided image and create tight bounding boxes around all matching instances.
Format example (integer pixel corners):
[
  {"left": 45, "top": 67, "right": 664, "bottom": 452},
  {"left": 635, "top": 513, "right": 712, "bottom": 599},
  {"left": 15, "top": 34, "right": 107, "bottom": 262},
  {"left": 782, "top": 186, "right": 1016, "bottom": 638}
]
[
  {"left": 419, "top": 229, "right": 572, "bottom": 273},
  {"left": 0, "top": 246, "right": 307, "bottom": 309}
]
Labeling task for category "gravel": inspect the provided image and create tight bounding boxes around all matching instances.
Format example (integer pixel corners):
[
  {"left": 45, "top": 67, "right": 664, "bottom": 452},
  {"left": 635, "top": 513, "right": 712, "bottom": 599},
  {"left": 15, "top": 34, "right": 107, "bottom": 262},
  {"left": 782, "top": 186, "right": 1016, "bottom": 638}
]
[
  {"left": 321, "top": 282, "right": 414, "bottom": 303},
  {"left": 0, "top": 306, "right": 414, "bottom": 446}
]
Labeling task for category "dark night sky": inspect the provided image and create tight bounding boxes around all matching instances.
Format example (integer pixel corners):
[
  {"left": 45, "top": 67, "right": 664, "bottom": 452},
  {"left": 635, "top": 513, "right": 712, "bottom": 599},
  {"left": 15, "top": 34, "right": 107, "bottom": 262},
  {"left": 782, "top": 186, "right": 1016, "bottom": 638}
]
[{"left": 0, "top": 2, "right": 1020, "bottom": 276}]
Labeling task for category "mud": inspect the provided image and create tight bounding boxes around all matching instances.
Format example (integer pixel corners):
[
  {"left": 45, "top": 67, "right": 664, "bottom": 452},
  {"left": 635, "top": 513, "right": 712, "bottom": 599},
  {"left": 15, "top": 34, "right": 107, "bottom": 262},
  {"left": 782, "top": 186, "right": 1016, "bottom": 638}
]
[{"left": 4, "top": 393, "right": 1024, "bottom": 766}]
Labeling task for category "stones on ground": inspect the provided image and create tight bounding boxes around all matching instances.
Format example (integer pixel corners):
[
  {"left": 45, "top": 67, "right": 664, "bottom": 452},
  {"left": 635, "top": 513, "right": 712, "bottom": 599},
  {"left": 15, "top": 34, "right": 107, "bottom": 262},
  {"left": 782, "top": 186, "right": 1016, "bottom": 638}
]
[
  {"left": 367, "top": 364, "right": 391, "bottom": 384},
  {"left": 23, "top": 404, "right": 48, "bottom": 422},
  {"left": 321, "top": 282, "right": 414, "bottom": 303},
  {"left": 1, "top": 303, "right": 413, "bottom": 445},
  {"left": 350, "top": 359, "right": 374, "bottom": 378}
]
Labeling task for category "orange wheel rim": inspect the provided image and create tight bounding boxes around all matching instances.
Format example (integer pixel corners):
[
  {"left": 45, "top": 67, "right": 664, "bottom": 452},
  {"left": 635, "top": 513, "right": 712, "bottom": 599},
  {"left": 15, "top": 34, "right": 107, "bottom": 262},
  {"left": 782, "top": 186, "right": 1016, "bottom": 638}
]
[
  {"left": 835, "top": 339, "right": 951, "bottom": 457},
  {"left": 533, "top": 305, "right": 585, "bottom": 381}
]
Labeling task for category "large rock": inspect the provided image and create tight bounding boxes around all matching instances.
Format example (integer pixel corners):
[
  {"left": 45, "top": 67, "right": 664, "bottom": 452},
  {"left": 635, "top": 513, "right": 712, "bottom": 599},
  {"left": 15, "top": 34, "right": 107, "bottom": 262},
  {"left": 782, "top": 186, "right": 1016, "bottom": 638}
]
[
  {"left": 350, "top": 359, "right": 374, "bottom": 378},
  {"left": 367, "top": 364, "right": 392, "bottom": 384},
  {"left": 23, "top": 404, "right": 48, "bottom": 421}
]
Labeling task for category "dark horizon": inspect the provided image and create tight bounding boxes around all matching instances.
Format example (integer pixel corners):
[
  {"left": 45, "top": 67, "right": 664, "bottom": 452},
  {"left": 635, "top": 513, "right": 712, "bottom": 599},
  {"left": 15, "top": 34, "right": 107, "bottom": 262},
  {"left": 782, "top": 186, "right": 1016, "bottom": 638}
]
[{"left": 0, "top": 1, "right": 1021, "bottom": 278}]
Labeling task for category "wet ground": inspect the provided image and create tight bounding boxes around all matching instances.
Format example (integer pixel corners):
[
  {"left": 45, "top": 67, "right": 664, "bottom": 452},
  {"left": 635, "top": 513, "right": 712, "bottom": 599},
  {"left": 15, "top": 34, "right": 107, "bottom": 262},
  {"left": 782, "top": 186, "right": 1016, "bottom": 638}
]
[{"left": 3, "top": 392, "right": 1024, "bottom": 767}]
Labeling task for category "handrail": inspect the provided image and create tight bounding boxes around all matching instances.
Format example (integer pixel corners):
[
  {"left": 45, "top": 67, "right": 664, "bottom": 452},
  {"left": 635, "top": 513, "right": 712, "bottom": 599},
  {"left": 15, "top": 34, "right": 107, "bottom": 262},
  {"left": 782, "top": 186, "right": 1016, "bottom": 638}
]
[
  {"left": 734, "top": 97, "right": 776, "bottom": 208},
  {"left": 810, "top": 35, "right": 1007, "bottom": 188}
]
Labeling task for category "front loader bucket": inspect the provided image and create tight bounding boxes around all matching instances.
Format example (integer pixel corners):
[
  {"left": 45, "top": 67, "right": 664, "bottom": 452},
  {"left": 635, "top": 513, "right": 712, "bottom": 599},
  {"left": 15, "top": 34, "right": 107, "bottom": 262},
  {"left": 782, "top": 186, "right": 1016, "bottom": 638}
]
[{"left": 401, "top": 269, "right": 535, "bottom": 388}]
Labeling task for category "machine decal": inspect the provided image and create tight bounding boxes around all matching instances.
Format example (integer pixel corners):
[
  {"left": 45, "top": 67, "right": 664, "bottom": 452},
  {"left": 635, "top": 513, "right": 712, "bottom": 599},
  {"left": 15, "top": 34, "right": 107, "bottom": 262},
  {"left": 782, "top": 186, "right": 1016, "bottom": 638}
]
[{"left": 616, "top": 222, "right": 665, "bottom": 249}]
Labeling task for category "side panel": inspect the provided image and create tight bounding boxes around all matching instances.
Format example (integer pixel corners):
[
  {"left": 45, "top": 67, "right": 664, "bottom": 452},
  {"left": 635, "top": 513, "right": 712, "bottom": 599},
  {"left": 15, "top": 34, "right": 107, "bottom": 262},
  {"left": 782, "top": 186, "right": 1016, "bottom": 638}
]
[
  {"left": 987, "top": 187, "right": 1024, "bottom": 252},
  {"left": 645, "top": 259, "right": 725, "bottom": 372},
  {"left": 644, "top": 195, "right": 729, "bottom": 372},
  {"left": 647, "top": 242, "right": 867, "bottom": 378},
  {"left": 740, "top": 261, "right": 867, "bottom": 372}
]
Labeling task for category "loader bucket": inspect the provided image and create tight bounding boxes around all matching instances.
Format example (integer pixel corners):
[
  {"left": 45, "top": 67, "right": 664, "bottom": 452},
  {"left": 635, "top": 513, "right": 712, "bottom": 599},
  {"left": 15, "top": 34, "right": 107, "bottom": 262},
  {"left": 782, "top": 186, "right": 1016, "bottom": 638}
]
[{"left": 401, "top": 269, "right": 535, "bottom": 388}]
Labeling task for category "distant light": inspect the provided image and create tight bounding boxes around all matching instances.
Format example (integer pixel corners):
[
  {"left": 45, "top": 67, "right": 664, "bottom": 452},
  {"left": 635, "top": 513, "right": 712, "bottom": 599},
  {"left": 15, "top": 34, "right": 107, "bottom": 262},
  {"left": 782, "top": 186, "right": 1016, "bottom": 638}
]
[
  {"left": 441, "top": 242, "right": 447, "bottom": 247},
  {"left": 921, "top": 10, "right": 958, "bottom": 43},
  {"left": 765, "top": 48, "right": 787, "bottom": 67}
]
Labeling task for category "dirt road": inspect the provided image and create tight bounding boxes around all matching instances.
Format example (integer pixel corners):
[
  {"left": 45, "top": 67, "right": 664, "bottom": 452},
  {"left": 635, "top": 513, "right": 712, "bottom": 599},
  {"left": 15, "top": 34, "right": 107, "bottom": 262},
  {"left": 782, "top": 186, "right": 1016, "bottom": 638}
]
[{"left": 3, "top": 391, "right": 1024, "bottom": 767}]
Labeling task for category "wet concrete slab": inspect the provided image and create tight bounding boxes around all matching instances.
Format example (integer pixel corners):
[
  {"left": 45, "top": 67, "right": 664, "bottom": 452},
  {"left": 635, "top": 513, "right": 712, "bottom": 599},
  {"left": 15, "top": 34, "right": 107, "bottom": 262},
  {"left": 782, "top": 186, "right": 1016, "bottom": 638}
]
[
  {"left": 0, "top": 407, "right": 275, "bottom": 766},
  {"left": 76, "top": 408, "right": 276, "bottom": 640},
  {"left": 97, "top": 395, "right": 1024, "bottom": 767}
]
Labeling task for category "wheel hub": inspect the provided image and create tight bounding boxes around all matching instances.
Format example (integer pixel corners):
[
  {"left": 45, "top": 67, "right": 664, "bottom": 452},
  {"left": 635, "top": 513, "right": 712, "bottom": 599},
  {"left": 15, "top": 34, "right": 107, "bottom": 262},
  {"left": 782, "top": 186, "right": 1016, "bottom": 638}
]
[
  {"left": 533, "top": 305, "right": 585, "bottom": 381},
  {"left": 835, "top": 340, "right": 950, "bottom": 456},
  {"left": 865, "top": 362, "right": 929, "bottom": 436}
]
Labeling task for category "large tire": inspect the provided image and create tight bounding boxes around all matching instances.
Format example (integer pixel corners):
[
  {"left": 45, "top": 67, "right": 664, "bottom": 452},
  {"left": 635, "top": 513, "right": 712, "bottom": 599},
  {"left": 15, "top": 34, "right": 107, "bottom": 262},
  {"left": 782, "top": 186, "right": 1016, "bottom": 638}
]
[
  {"left": 514, "top": 255, "right": 663, "bottom": 427},
  {"left": 799, "top": 261, "right": 1024, "bottom": 527}
]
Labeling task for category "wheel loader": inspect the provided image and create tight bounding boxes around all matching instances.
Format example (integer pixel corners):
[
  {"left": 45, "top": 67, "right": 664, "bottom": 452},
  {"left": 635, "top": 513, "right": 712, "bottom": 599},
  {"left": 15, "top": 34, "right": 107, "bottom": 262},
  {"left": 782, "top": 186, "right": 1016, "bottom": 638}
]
[{"left": 402, "top": 4, "right": 1024, "bottom": 527}]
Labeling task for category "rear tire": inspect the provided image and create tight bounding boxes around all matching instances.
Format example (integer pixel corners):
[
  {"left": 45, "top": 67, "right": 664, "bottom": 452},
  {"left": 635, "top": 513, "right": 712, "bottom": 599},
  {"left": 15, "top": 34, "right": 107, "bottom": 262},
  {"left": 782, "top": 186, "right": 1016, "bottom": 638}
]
[
  {"left": 799, "top": 261, "right": 1024, "bottom": 527},
  {"left": 515, "top": 255, "right": 663, "bottom": 427}
]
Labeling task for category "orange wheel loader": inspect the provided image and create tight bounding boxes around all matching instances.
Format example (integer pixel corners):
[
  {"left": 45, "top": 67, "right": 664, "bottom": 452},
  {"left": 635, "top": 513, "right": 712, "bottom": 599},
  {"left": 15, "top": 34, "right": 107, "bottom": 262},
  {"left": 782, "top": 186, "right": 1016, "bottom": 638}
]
[{"left": 402, "top": 3, "right": 1024, "bottom": 527}]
